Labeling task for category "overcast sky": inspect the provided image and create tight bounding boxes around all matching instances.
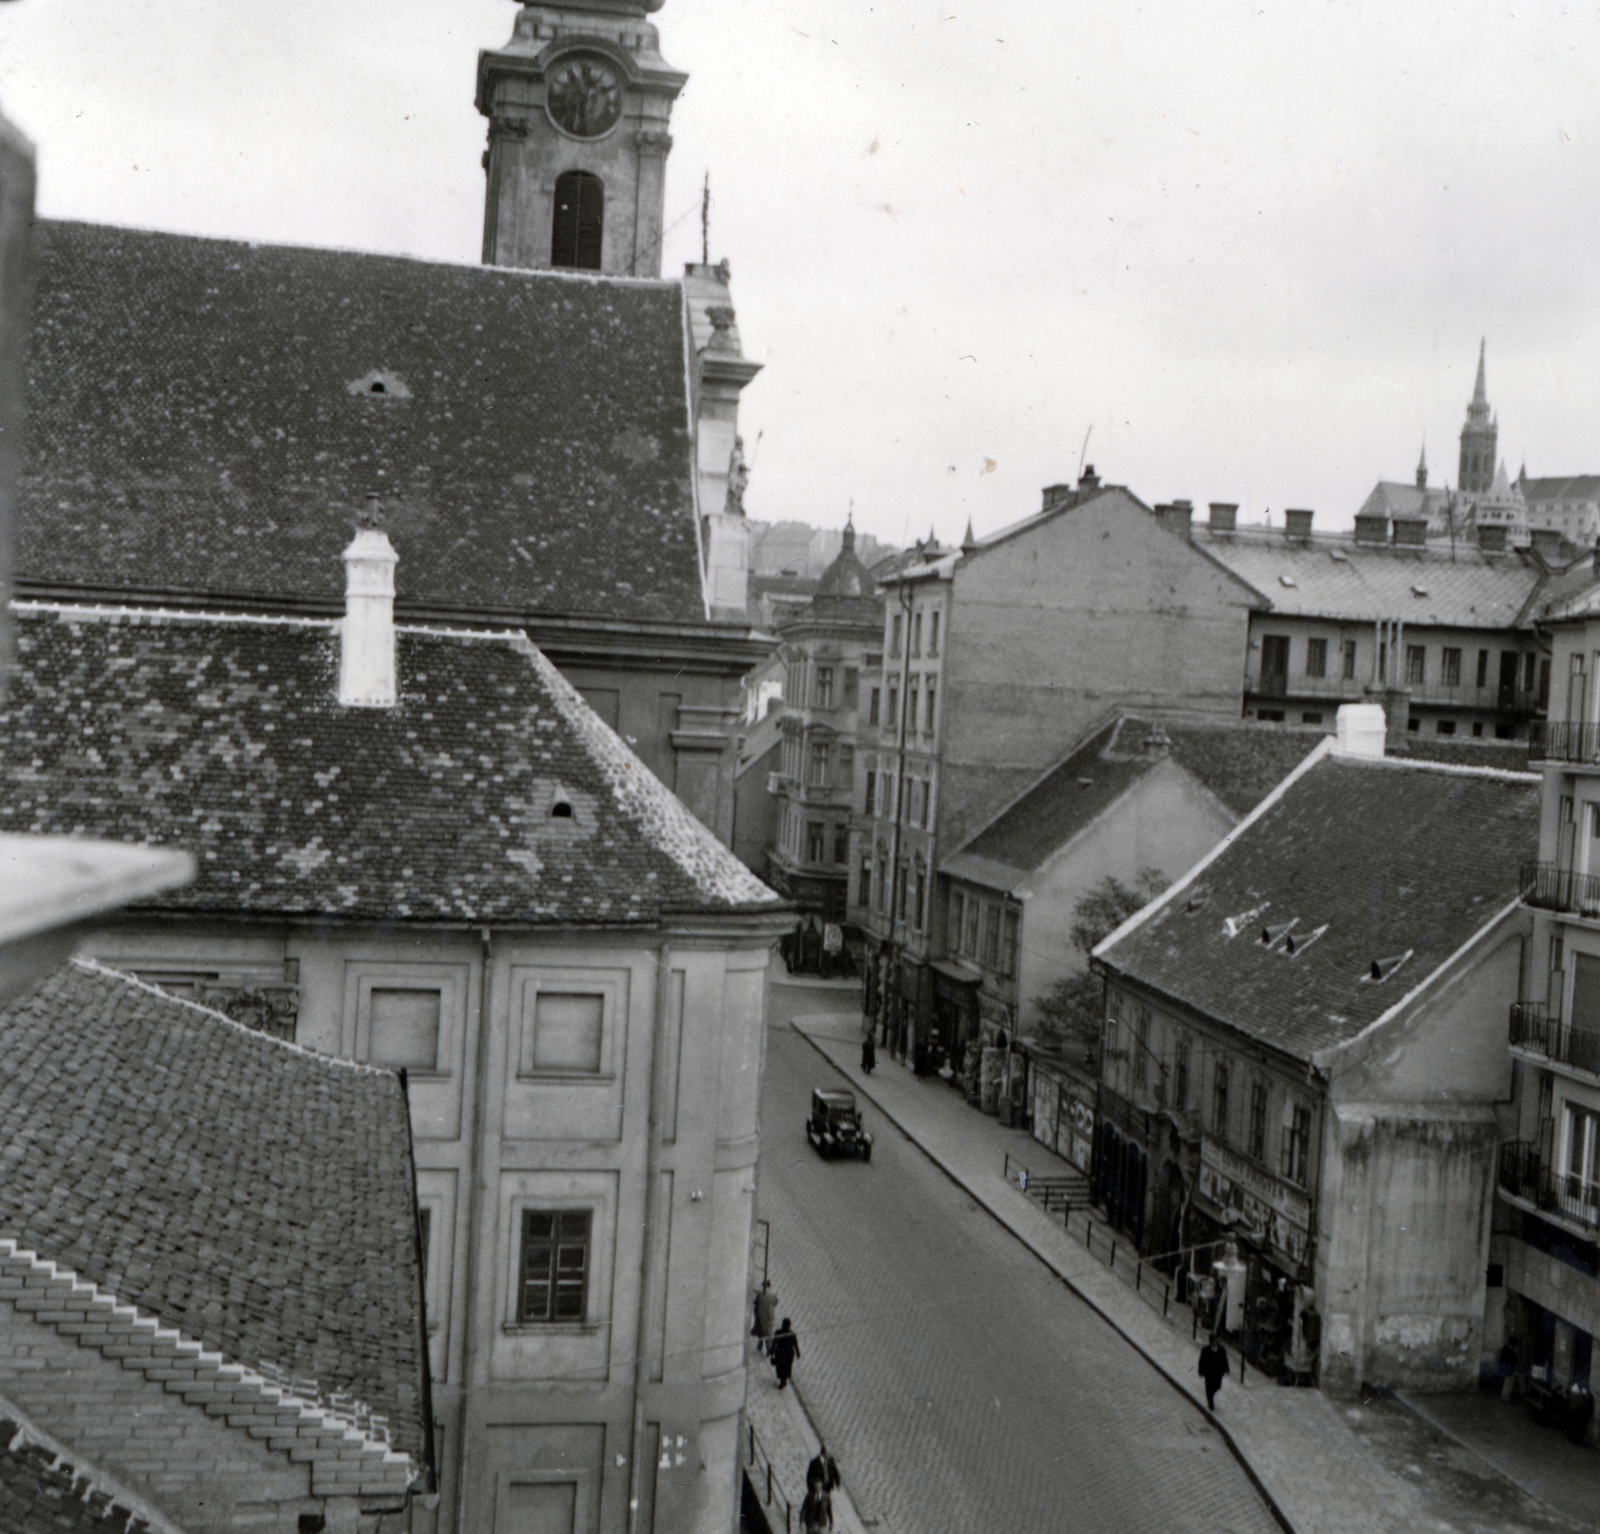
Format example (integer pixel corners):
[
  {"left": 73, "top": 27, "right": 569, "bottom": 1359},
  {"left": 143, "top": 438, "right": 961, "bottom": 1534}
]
[{"left": 3, "top": 1, "right": 1599, "bottom": 548}]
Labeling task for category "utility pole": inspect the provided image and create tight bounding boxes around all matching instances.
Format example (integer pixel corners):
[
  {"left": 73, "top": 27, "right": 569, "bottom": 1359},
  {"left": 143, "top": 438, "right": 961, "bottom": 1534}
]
[{"left": 701, "top": 171, "right": 710, "bottom": 266}]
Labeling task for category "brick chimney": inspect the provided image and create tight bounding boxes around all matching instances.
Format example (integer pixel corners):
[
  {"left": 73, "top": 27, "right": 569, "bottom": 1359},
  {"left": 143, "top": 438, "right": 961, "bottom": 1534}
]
[
  {"left": 1284, "top": 508, "right": 1314, "bottom": 540},
  {"left": 1353, "top": 513, "right": 1388, "bottom": 544},
  {"left": 1079, "top": 464, "right": 1100, "bottom": 491},
  {"left": 1392, "top": 516, "right": 1428, "bottom": 547},
  {"left": 1208, "top": 502, "right": 1238, "bottom": 533},
  {"left": 1334, "top": 703, "right": 1386, "bottom": 759},
  {"left": 1155, "top": 502, "right": 1193, "bottom": 540},
  {"left": 1478, "top": 524, "right": 1507, "bottom": 553},
  {"left": 339, "top": 499, "right": 398, "bottom": 708},
  {"left": 1042, "top": 483, "right": 1076, "bottom": 513},
  {"left": 1530, "top": 527, "right": 1563, "bottom": 559}
]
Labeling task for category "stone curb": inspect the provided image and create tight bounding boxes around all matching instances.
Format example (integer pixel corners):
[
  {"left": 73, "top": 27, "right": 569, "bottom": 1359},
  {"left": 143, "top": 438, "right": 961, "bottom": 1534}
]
[{"left": 789, "top": 1020, "right": 1298, "bottom": 1534}]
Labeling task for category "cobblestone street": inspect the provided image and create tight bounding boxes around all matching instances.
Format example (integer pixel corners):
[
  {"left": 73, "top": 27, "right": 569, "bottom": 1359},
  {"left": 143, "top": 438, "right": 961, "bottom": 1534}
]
[{"left": 755, "top": 979, "right": 1284, "bottom": 1534}]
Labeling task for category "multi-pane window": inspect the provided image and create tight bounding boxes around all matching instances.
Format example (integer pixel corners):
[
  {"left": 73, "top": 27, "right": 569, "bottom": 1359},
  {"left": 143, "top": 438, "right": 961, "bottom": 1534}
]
[
  {"left": 1001, "top": 911, "right": 1019, "bottom": 977},
  {"left": 864, "top": 770, "right": 877, "bottom": 817},
  {"left": 983, "top": 905, "right": 1001, "bottom": 968},
  {"left": 925, "top": 683, "right": 937, "bottom": 733},
  {"left": 908, "top": 685, "right": 919, "bottom": 733},
  {"left": 1442, "top": 647, "right": 1462, "bottom": 686},
  {"left": 1212, "top": 1061, "right": 1230, "bottom": 1141},
  {"left": 834, "top": 826, "right": 849, "bottom": 865},
  {"left": 914, "top": 870, "right": 926, "bottom": 930},
  {"left": 886, "top": 685, "right": 898, "bottom": 730},
  {"left": 815, "top": 667, "right": 835, "bottom": 708},
  {"left": 965, "top": 899, "right": 981, "bottom": 956},
  {"left": 912, "top": 612, "right": 923, "bottom": 657},
  {"left": 919, "top": 779, "right": 931, "bottom": 829},
  {"left": 807, "top": 822, "right": 825, "bottom": 862},
  {"left": 1342, "top": 640, "right": 1357, "bottom": 680},
  {"left": 1563, "top": 1104, "right": 1600, "bottom": 1208},
  {"left": 895, "top": 863, "right": 908, "bottom": 921},
  {"left": 869, "top": 688, "right": 881, "bottom": 726},
  {"left": 518, "top": 1210, "right": 591, "bottom": 1323},
  {"left": 1405, "top": 645, "right": 1426, "bottom": 685},
  {"left": 1249, "top": 1081, "right": 1268, "bottom": 1161},
  {"left": 859, "top": 859, "right": 872, "bottom": 910},
  {"left": 876, "top": 856, "right": 887, "bottom": 913},
  {"left": 843, "top": 668, "right": 860, "bottom": 710},
  {"left": 1477, "top": 649, "right": 1490, "bottom": 688},
  {"left": 809, "top": 741, "right": 830, "bottom": 786},
  {"left": 1305, "top": 638, "right": 1327, "bottom": 679},
  {"left": 928, "top": 611, "right": 941, "bottom": 656},
  {"left": 890, "top": 615, "right": 902, "bottom": 657},
  {"left": 1281, "top": 1102, "right": 1311, "bottom": 1185}
]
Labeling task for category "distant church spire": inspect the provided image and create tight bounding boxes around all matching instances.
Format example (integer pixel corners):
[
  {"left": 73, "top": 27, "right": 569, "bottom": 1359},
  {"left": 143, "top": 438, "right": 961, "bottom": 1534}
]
[
  {"left": 1416, "top": 441, "right": 1428, "bottom": 489},
  {"left": 1458, "top": 338, "right": 1497, "bottom": 496}
]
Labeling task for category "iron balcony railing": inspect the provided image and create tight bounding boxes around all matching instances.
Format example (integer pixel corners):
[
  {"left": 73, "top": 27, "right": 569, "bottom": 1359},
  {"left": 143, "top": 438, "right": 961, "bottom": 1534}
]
[
  {"left": 1530, "top": 721, "right": 1600, "bottom": 764},
  {"left": 1498, "top": 1139, "right": 1600, "bottom": 1235},
  {"left": 1520, "top": 862, "right": 1600, "bottom": 917},
  {"left": 1510, "top": 1002, "right": 1600, "bottom": 1078}
]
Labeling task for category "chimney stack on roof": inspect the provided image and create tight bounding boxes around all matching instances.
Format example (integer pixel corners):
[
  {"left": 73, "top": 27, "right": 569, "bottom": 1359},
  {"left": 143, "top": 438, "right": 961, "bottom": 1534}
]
[
  {"left": 1354, "top": 512, "right": 1389, "bottom": 545},
  {"left": 1529, "top": 527, "right": 1563, "bottom": 559},
  {"left": 1208, "top": 502, "right": 1238, "bottom": 533},
  {"left": 1334, "top": 703, "right": 1387, "bottom": 760},
  {"left": 1478, "top": 524, "right": 1507, "bottom": 553},
  {"left": 1042, "top": 483, "right": 1075, "bottom": 514},
  {"left": 1284, "top": 508, "right": 1314, "bottom": 540},
  {"left": 1079, "top": 464, "right": 1100, "bottom": 490},
  {"left": 339, "top": 495, "right": 399, "bottom": 708},
  {"left": 1392, "top": 516, "right": 1428, "bottom": 548},
  {"left": 1155, "top": 501, "right": 1193, "bottom": 541}
]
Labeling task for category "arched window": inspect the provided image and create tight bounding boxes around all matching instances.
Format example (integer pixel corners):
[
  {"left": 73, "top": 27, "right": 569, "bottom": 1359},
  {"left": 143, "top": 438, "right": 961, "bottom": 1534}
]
[{"left": 552, "top": 171, "right": 604, "bottom": 271}]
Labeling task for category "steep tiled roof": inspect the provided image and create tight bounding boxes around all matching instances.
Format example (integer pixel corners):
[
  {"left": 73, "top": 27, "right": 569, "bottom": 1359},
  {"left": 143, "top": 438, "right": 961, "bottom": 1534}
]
[
  {"left": 1520, "top": 474, "right": 1600, "bottom": 503},
  {"left": 0, "top": 606, "right": 778, "bottom": 922},
  {"left": 1197, "top": 527, "right": 1542, "bottom": 628},
  {"left": 0, "top": 961, "right": 427, "bottom": 1457},
  {"left": 1096, "top": 751, "right": 1539, "bottom": 1060},
  {"left": 944, "top": 717, "right": 1319, "bottom": 887},
  {"left": 1355, "top": 481, "right": 1454, "bottom": 528},
  {"left": 18, "top": 221, "right": 706, "bottom": 625},
  {"left": 1, "top": 1418, "right": 149, "bottom": 1534}
]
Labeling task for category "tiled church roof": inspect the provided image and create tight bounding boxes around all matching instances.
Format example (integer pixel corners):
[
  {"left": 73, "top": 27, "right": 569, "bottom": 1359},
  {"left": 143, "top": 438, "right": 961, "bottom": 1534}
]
[
  {"left": 0, "top": 961, "right": 428, "bottom": 1458},
  {"left": 0, "top": 606, "right": 779, "bottom": 922},
  {"left": 18, "top": 221, "right": 707, "bottom": 626}
]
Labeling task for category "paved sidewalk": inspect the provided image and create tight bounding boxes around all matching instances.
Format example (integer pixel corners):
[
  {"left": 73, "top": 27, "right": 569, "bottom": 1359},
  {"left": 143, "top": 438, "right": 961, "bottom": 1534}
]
[
  {"left": 790, "top": 1010, "right": 1591, "bottom": 1534},
  {"left": 745, "top": 1339, "right": 870, "bottom": 1534}
]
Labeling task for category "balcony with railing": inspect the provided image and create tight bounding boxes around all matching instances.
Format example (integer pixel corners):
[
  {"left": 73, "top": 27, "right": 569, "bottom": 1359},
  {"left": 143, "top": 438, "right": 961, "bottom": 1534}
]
[
  {"left": 1498, "top": 1138, "right": 1600, "bottom": 1236},
  {"left": 1247, "top": 668, "right": 1541, "bottom": 713},
  {"left": 1520, "top": 862, "right": 1600, "bottom": 918},
  {"left": 1531, "top": 721, "right": 1600, "bottom": 765},
  {"left": 1510, "top": 1001, "right": 1600, "bottom": 1078}
]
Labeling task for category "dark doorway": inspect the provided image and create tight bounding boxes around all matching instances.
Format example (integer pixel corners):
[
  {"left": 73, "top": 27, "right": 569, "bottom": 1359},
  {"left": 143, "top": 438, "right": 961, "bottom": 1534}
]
[
  {"left": 1499, "top": 650, "right": 1519, "bottom": 709},
  {"left": 552, "top": 170, "right": 604, "bottom": 270},
  {"left": 1260, "top": 635, "right": 1290, "bottom": 698}
]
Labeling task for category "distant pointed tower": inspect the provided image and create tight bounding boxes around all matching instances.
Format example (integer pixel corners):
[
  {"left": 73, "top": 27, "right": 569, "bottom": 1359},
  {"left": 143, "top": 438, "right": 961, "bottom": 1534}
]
[
  {"left": 1415, "top": 442, "right": 1429, "bottom": 489},
  {"left": 476, "top": 1, "right": 686, "bottom": 277},
  {"left": 1458, "top": 339, "right": 1498, "bottom": 496}
]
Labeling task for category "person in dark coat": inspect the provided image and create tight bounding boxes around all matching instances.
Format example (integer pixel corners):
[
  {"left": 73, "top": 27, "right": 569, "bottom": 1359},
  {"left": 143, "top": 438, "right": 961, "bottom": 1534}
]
[
  {"left": 861, "top": 1030, "right": 876, "bottom": 1074},
  {"left": 799, "top": 1486, "right": 833, "bottom": 1534},
  {"left": 806, "top": 1444, "right": 841, "bottom": 1495},
  {"left": 801, "top": 918, "right": 822, "bottom": 974},
  {"left": 752, "top": 1280, "right": 777, "bottom": 1355},
  {"left": 1198, "top": 1333, "right": 1230, "bottom": 1411},
  {"left": 769, "top": 1318, "right": 800, "bottom": 1389}
]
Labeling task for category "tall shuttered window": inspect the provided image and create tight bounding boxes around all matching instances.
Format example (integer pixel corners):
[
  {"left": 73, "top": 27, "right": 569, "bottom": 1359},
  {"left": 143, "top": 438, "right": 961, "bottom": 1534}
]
[{"left": 552, "top": 171, "right": 604, "bottom": 270}]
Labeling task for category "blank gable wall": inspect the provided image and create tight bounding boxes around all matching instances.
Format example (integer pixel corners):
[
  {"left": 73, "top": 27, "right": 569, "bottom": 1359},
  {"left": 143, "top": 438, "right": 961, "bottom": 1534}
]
[{"left": 939, "top": 497, "right": 1255, "bottom": 847}]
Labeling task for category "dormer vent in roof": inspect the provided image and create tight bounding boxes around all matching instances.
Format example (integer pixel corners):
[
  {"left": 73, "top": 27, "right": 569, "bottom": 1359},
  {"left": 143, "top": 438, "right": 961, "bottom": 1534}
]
[
  {"left": 1185, "top": 890, "right": 1209, "bottom": 915},
  {"left": 1365, "top": 950, "right": 1413, "bottom": 983},
  {"left": 1410, "top": 583, "right": 1428, "bottom": 598},
  {"left": 1334, "top": 703, "right": 1386, "bottom": 759},
  {"left": 1284, "top": 508, "right": 1314, "bottom": 540},
  {"left": 1278, "top": 573, "right": 1297, "bottom": 588},
  {"left": 1260, "top": 919, "right": 1297, "bottom": 948},
  {"left": 1283, "top": 924, "right": 1328, "bottom": 957},
  {"left": 339, "top": 501, "right": 398, "bottom": 709},
  {"left": 1141, "top": 722, "right": 1172, "bottom": 758},
  {"left": 1478, "top": 525, "right": 1507, "bottom": 553},
  {"left": 1392, "top": 516, "right": 1428, "bottom": 548},
  {"left": 346, "top": 369, "right": 411, "bottom": 399},
  {"left": 1223, "top": 903, "right": 1268, "bottom": 939}
]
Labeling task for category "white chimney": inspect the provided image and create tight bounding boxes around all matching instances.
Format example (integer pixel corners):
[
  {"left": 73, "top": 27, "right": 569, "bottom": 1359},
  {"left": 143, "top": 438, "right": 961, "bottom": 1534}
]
[
  {"left": 1333, "top": 703, "right": 1386, "bottom": 759},
  {"left": 339, "top": 503, "right": 398, "bottom": 708}
]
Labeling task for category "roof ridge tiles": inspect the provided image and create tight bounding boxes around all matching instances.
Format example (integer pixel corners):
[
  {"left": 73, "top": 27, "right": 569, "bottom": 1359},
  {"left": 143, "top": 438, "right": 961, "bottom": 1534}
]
[
  {"left": 69, "top": 959, "right": 398, "bottom": 1076},
  {"left": 0, "top": 1238, "right": 418, "bottom": 1496},
  {"left": 1329, "top": 752, "right": 1541, "bottom": 785}
]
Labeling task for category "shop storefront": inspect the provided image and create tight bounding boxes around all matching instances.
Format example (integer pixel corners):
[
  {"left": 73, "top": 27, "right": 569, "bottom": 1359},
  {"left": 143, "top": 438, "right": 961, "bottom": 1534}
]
[
  {"left": 1030, "top": 1053, "right": 1097, "bottom": 1176},
  {"left": 930, "top": 961, "right": 981, "bottom": 1079}
]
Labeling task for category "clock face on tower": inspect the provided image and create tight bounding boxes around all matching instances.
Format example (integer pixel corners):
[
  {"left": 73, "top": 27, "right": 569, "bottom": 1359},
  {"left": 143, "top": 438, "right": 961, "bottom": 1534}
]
[{"left": 546, "top": 56, "right": 624, "bottom": 139}]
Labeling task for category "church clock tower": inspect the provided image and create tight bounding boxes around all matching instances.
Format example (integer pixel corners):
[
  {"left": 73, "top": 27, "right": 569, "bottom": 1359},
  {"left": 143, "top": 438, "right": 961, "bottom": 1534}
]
[
  {"left": 1457, "top": 338, "right": 1498, "bottom": 496},
  {"left": 476, "top": 1, "right": 686, "bottom": 277}
]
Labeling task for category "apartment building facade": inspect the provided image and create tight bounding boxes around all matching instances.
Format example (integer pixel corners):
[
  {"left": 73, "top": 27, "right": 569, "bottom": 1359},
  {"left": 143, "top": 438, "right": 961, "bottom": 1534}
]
[{"left": 1498, "top": 579, "right": 1600, "bottom": 1439}]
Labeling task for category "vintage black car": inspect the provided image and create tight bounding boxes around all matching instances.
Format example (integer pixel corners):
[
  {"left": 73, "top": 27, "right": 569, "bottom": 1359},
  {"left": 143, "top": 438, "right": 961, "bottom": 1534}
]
[{"left": 805, "top": 1088, "right": 873, "bottom": 1161}]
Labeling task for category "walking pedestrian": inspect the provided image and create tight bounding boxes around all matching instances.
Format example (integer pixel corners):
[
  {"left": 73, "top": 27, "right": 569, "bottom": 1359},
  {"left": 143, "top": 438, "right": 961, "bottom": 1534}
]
[
  {"left": 1198, "top": 1333, "right": 1230, "bottom": 1411},
  {"left": 806, "top": 1443, "right": 841, "bottom": 1495},
  {"left": 799, "top": 1485, "right": 833, "bottom": 1534},
  {"left": 769, "top": 1317, "right": 800, "bottom": 1390},
  {"left": 860, "top": 1030, "right": 876, "bottom": 1074},
  {"left": 752, "top": 1280, "right": 777, "bottom": 1355}
]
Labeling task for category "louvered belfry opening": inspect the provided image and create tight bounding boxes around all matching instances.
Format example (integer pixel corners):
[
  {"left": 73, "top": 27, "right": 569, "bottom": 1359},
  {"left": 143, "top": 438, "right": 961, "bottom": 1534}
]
[{"left": 551, "top": 170, "right": 604, "bottom": 271}]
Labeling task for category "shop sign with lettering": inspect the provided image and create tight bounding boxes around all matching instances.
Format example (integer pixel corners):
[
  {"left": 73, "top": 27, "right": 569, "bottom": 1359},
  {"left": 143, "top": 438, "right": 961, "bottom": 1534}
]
[{"left": 1199, "top": 1135, "right": 1311, "bottom": 1265}]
